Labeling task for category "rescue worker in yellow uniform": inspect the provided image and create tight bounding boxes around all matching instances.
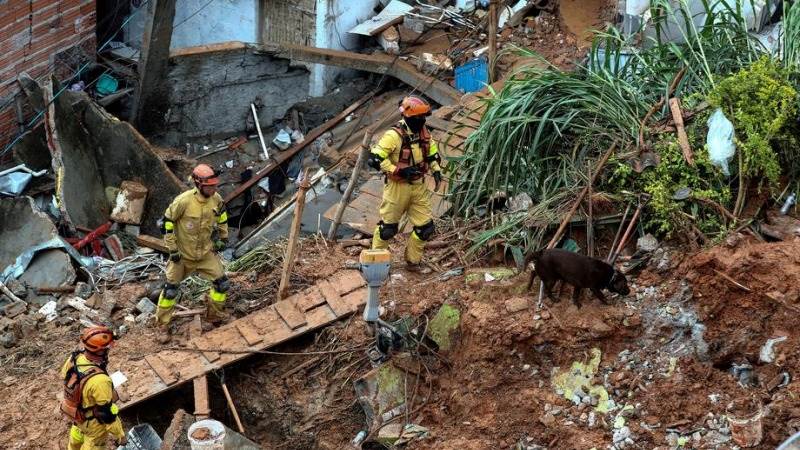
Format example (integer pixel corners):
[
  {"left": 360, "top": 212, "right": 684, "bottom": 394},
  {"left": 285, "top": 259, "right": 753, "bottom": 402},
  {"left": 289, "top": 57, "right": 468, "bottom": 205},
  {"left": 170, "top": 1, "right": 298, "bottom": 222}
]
[
  {"left": 60, "top": 326, "right": 126, "bottom": 450},
  {"left": 368, "top": 96, "right": 442, "bottom": 270},
  {"left": 156, "top": 163, "right": 230, "bottom": 342}
]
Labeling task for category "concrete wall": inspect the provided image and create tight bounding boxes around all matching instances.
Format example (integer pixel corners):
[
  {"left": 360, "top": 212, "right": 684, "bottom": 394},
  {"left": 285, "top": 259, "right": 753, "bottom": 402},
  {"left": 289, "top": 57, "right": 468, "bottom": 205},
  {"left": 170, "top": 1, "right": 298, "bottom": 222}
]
[
  {"left": 125, "top": 0, "right": 259, "bottom": 49},
  {"left": 162, "top": 43, "right": 309, "bottom": 144},
  {"left": 310, "top": 0, "right": 380, "bottom": 96}
]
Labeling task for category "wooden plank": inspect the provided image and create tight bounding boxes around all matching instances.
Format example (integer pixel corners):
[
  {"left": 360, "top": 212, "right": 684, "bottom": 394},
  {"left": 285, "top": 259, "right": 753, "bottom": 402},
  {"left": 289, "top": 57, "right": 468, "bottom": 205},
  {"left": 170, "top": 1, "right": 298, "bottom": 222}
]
[
  {"left": 224, "top": 89, "right": 379, "bottom": 203},
  {"left": 274, "top": 300, "right": 307, "bottom": 329},
  {"left": 118, "top": 270, "right": 371, "bottom": 411},
  {"left": 136, "top": 234, "right": 169, "bottom": 253},
  {"left": 192, "top": 336, "right": 219, "bottom": 363},
  {"left": 331, "top": 271, "right": 366, "bottom": 296},
  {"left": 318, "top": 280, "right": 351, "bottom": 316},
  {"left": 235, "top": 320, "right": 264, "bottom": 346},
  {"left": 189, "top": 316, "right": 210, "bottom": 420},
  {"left": 145, "top": 354, "right": 178, "bottom": 386},
  {"left": 296, "top": 286, "right": 326, "bottom": 312}
]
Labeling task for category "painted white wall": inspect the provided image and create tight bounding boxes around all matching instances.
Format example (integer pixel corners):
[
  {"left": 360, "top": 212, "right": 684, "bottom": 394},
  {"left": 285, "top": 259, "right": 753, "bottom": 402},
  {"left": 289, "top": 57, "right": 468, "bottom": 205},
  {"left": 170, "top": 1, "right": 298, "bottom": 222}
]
[
  {"left": 310, "top": 0, "right": 379, "bottom": 96},
  {"left": 125, "top": 0, "right": 259, "bottom": 49}
]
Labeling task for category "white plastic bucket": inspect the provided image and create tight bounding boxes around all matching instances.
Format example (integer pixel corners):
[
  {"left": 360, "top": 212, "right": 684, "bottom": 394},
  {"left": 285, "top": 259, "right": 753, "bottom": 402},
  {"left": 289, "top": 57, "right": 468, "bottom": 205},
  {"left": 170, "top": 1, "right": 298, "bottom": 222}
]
[{"left": 187, "top": 419, "right": 226, "bottom": 450}]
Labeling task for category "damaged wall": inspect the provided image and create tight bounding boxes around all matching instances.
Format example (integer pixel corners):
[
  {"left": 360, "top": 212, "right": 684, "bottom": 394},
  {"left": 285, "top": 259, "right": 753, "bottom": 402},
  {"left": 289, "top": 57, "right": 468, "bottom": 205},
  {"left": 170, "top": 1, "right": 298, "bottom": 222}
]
[
  {"left": 124, "top": 0, "right": 259, "bottom": 49},
  {"left": 45, "top": 78, "right": 185, "bottom": 235},
  {"left": 310, "top": 0, "right": 380, "bottom": 96},
  {"left": 162, "top": 42, "right": 309, "bottom": 144}
]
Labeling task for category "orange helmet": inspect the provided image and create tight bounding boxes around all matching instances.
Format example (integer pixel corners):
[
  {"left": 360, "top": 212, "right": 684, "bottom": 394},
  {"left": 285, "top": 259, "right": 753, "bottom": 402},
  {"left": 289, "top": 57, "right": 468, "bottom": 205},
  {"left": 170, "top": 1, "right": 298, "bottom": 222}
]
[
  {"left": 192, "top": 164, "right": 219, "bottom": 187},
  {"left": 81, "top": 326, "right": 114, "bottom": 353},
  {"left": 399, "top": 96, "right": 431, "bottom": 118}
]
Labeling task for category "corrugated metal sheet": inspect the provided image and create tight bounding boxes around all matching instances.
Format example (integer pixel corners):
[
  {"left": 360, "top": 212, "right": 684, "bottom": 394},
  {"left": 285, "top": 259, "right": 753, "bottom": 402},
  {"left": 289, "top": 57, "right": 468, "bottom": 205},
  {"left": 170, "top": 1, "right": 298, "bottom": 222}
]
[{"left": 262, "top": 0, "right": 316, "bottom": 45}]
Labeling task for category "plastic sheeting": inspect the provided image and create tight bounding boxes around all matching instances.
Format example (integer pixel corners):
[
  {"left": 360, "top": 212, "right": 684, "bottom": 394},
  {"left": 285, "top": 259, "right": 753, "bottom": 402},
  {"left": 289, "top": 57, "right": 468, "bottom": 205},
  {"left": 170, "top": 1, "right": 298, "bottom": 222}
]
[{"left": 706, "top": 109, "right": 736, "bottom": 176}]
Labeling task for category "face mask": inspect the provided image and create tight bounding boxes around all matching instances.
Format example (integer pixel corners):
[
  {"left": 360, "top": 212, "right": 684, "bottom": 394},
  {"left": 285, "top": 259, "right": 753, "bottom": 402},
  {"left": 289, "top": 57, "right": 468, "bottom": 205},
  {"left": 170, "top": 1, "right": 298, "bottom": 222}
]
[{"left": 405, "top": 116, "right": 426, "bottom": 133}]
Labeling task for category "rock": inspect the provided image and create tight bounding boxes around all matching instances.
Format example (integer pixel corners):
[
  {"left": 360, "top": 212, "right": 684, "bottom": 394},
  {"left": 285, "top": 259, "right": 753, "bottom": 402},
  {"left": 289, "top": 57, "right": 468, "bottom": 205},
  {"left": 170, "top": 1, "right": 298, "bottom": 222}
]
[
  {"left": 636, "top": 234, "right": 659, "bottom": 252},
  {"left": 75, "top": 282, "right": 93, "bottom": 299},
  {"left": 3, "top": 301, "right": 27, "bottom": 318},
  {"left": 84, "top": 292, "right": 102, "bottom": 309},
  {"left": 550, "top": 407, "right": 562, "bottom": 416},
  {"left": 588, "top": 412, "right": 596, "bottom": 428},
  {"left": 705, "top": 430, "right": 731, "bottom": 445},
  {"left": 6, "top": 280, "right": 27, "bottom": 299},
  {"left": 0, "top": 332, "right": 16, "bottom": 348},
  {"left": 613, "top": 426, "right": 631, "bottom": 443},
  {"left": 580, "top": 413, "right": 588, "bottom": 422},
  {"left": 523, "top": 364, "right": 531, "bottom": 371},
  {"left": 11, "top": 316, "right": 37, "bottom": 339},
  {"left": 376, "top": 422, "right": 403, "bottom": 446},
  {"left": 98, "top": 292, "right": 118, "bottom": 316},
  {"left": 505, "top": 297, "right": 530, "bottom": 313},
  {"left": 539, "top": 413, "right": 557, "bottom": 428},
  {"left": 29, "top": 294, "right": 56, "bottom": 307},
  {"left": 136, "top": 298, "right": 156, "bottom": 315}
]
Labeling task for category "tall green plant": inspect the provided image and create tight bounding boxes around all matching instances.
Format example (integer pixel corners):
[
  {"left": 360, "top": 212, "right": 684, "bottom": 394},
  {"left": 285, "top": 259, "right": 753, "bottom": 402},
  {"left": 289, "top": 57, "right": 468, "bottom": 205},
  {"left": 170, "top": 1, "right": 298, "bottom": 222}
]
[{"left": 449, "top": 0, "right": 765, "bottom": 251}]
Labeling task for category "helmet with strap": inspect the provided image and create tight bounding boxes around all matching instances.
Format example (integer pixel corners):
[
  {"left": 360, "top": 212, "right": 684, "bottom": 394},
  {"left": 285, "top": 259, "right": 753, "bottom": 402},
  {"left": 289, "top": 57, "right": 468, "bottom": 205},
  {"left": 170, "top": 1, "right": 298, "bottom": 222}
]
[{"left": 192, "top": 164, "right": 219, "bottom": 187}]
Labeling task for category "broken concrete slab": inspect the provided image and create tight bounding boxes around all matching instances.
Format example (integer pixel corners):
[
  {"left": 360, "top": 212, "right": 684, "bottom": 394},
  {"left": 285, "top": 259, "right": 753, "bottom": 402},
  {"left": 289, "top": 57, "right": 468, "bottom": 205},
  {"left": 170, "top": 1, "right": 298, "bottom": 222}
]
[
  {"left": 354, "top": 363, "right": 408, "bottom": 431},
  {"left": 43, "top": 77, "right": 184, "bottom": 235},
  {"left": 110, "top": 181, "right": 148, "bottom": 225},
  {"left": 427, "top": 303, "right": 460, "bottom": 351},
  {"left": 0, "top": 197, "right": 80, "bottom": 287}
]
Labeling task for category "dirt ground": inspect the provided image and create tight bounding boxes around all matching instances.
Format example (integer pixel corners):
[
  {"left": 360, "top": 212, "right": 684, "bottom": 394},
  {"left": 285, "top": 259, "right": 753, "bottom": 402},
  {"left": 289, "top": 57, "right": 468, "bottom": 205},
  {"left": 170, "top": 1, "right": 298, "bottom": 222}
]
[{"left": 1, "top": 228, "right": 799, "bottom": 449}]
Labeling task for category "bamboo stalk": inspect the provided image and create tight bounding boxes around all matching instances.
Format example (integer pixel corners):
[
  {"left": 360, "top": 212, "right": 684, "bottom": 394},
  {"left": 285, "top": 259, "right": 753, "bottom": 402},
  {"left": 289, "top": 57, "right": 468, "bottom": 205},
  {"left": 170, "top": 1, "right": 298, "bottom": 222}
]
[
  {"left": 278, "top": 168, "right": 311, "bottom": 300},
  {"left": 607, "top": 203, "right": 632, "bottom": 262},
  {"left": 220, "top": 381, "right": 245, "bottom": 433},
  {"left": 545, "top": 141, "right": 617, "bottom": 250}
]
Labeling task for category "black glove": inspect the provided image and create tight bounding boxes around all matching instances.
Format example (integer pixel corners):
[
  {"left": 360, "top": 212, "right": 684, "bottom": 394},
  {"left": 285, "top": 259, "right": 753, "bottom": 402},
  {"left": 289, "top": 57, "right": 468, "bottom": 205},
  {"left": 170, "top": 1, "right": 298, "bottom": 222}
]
[
  {"left": 214, "top": 239, "right": 228, "bottom": 251},
  {"left": 433, "top": 171, "right": 442, "bottom": 192},
  {"left": 169, "top": 252, "right": 181, "bottom": 262},
  {"left": 395, "top": 166, "right": 422, "bottom": 180}
]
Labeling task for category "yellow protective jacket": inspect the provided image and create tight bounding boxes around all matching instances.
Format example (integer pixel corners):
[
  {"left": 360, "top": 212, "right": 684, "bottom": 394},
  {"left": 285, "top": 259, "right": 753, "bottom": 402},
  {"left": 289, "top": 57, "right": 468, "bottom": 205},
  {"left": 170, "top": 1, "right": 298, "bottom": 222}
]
[
  {"left": 59, "top": 354, "right": 125, "bottom": 441},
  {"left": 371, "top": 121, "right": 441, "bottom": 184},
  {"left": 163, "top": 188, "right": 228, "bottom": 261}
]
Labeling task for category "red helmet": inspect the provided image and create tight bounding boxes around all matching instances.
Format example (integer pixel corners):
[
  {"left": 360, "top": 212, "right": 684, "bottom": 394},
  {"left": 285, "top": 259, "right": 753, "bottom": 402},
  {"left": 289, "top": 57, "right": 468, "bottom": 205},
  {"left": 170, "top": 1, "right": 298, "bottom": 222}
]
[
  {"left": 192, "top": 164, "right": 219, "bottom": 187},
  {"left": 81, "top": 326, "right": 114, "bottom": 353},
  {"left": 399, "top": 96, "right": 431, "bottom": 118}
]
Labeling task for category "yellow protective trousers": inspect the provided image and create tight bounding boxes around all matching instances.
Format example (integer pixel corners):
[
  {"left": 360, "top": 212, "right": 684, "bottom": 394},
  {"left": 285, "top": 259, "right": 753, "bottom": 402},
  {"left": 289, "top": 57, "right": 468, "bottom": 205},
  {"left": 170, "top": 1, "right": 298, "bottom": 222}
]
[
  {"left": 155, "top": 251, "right": 226, "bottom": 325},
  {"left": 68, "top": 418, "right": 124, "bottom": 450},
  {"left": 372, "top": 180, "right": 432, "bottom": 264}
]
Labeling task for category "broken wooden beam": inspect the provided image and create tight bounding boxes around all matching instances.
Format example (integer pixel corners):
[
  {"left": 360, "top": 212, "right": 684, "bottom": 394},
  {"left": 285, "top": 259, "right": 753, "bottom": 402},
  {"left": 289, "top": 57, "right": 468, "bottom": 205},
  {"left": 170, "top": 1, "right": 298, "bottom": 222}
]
[
  {"left": 668, "top": 98, "right": 694, "bottom": 166},
  {"left": 276, "top": 44, "right": 461, "bottom": 106},
  {"left": 137, "top": 234, "right": 169, "bottom": 253},
  {"left": 278, "top": 168, "right": 311, "bottom": 300},
  {"left": 189, "top": 316, "right": 210, "bottom": 420},
  {"left": 223, "top": 89, "right": 378, "bottom": 204}
]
